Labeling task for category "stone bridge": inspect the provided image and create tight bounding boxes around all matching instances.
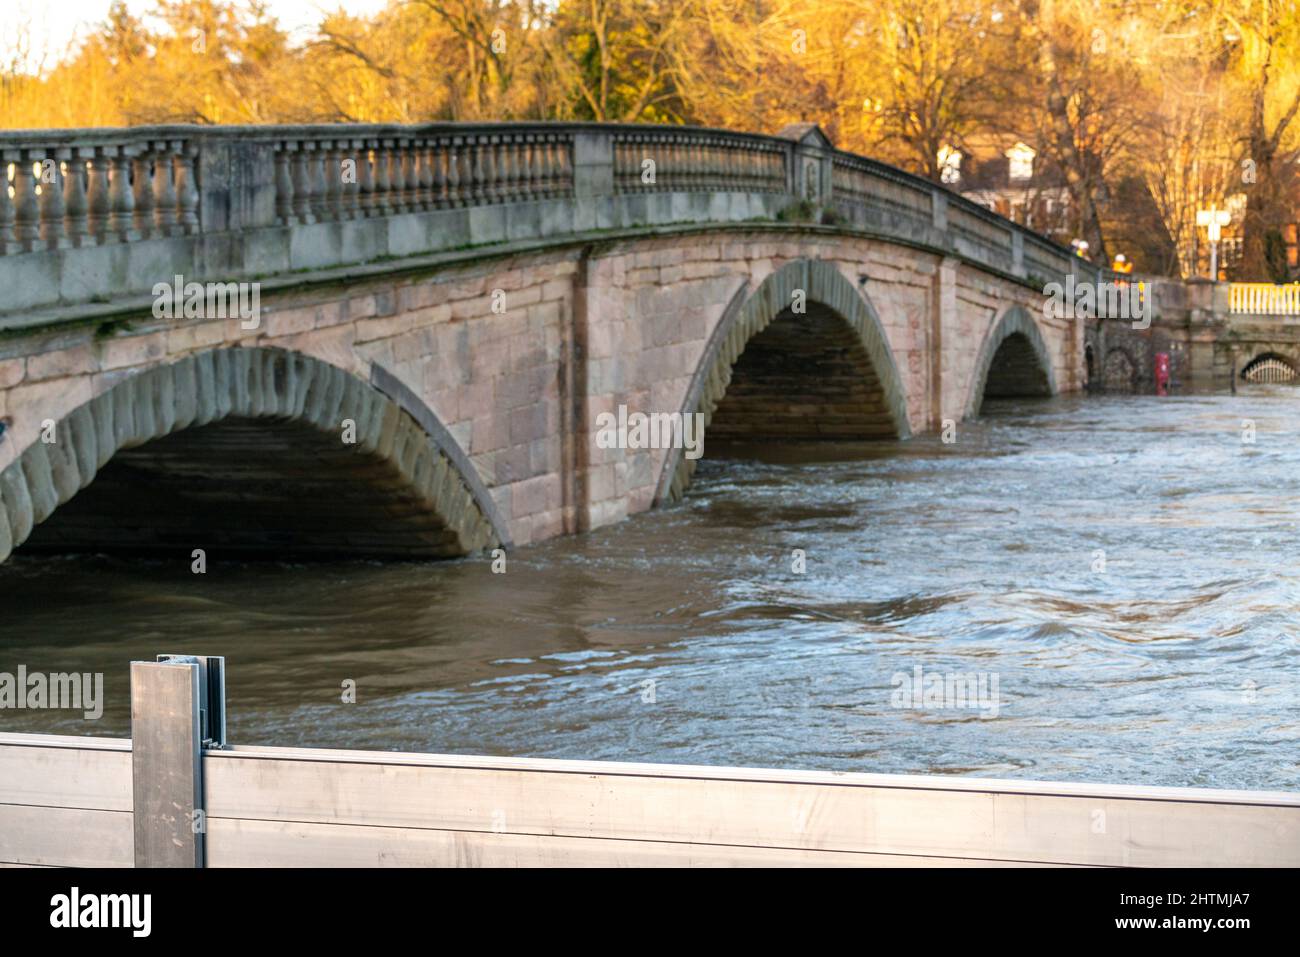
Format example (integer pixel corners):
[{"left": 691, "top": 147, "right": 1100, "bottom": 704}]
[
  {"left": 1086, "top": 280, "right": 1300, "bottom": 392},
  {"left": 0, "top": 122, "right": 1089, "bottom": 563}
]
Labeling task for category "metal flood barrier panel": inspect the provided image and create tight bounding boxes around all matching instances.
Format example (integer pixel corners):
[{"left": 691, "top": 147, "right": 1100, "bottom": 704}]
[{"left": 1, "top": 657, "right": 1298, "bottom": 868}]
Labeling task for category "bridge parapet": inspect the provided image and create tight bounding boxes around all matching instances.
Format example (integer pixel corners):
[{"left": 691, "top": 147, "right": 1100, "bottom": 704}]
[
  {"left": 0, "top": 122, "right": 1082, "bottom": 331},
  {"left": 1229, "top": 282, "right": 1300, "bottom": 316}
]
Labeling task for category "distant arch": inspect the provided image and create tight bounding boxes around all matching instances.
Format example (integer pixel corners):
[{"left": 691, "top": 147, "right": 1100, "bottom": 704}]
[
  {"left": 965, "top": 305, "right": 1057, "bottom": 416},
  {"left": 0, "top": 347, "right": 507, "bottom": 562},
  {"left": 1241, "top": 353, "right": 1299, "bottom": 384},
  {"left": 655, "top": 259, "right": 912, "bottom": 504}
]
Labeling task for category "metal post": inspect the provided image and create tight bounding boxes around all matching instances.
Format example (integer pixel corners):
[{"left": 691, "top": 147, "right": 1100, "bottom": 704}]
[{"left": 130, "top": 657, "right": 221, "bottom": 867}]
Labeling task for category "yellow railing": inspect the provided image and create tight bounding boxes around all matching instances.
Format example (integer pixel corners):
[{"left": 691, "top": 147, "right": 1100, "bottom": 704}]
[{"left": 1229, "top": 282, "right": 1300, "bottom": 315}]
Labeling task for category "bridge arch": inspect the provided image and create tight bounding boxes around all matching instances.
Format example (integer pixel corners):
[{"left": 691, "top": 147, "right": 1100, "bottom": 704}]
[
  {"left": 655, "top": 259, "right": 912, "bottom": 504},
  {"left": 1241, "top": 352, "right": 1300, "bottom": 383},
  {"left": 0, "top": 347, "right": 507, "bottom": 562},
  {"left": 965, "top": 305, "right": 1057, "bottom": 416}
]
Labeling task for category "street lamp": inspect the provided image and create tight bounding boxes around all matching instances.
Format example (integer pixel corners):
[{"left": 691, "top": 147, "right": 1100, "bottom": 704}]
[{"left": 1196, "top": 205, "right": 1232, "bottom": 280}]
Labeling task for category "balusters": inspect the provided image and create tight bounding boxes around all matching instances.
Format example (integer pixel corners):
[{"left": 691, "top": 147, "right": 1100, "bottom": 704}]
[
  {"left": 446, "top": 138, "right": 462, "bottom": 207},
  {"left": 131, "top": 148, "right": 153, "bottom": 239},
  {"left": 470, "top": 138, "right": 488, "bottom": 204},
  {"left": 508, "top": 135, "right": 524, "bottom": 202},
  {"left": 554, "top": 136, "right": 572, "bottom": 197},
  {"left": 486, "top": 136, "right": 502, "bottom": 203},
  {"left": 738, "top": 144, "right": 752, "bottom": 192},
  {"left": 305, "top": 143, "right": 327, "bottom": 223},
  {"left": 648, "top": 136, "right": 663, "bottom": 190},
  {"left": 386, "top": 140, "right": 403, "bottom": 213},
  {"left": 38, "top": 149, "right": 67, "bottom": 249},
  {"left": 342, "top": 140, "right": 362, "bottom": 219},
  {"left": 538, "top": 135, "right": 556, "bottom": 198},
  {"left": 646, "top": 137, "right": 662, "bottom": 191},
  {"left": 513, "top": 135, "right": 527, "bottom": 200},
  {"left": 459, "top": 138, "right": 475, "bottom": 206},
  {"left": 499, "top": 135, "right": 517, "bottom": 203},
  {"left": 86, "top": 150, "right": 113, "bottom": 242},
  {"left": 109, "top": 147, "right": 136, "bottom": 242},
  {"left": 359, "top": 141, "right": 376, "bottom": 217},
  {"left": 401, "top": 139, "right": 417, "bottom": 211},
  {"left": 385, "top": 140, "right": 403, "bottom": 214},
  {"left": 528, "top": 136, "right": 545, "bottom": 199},
  {"left": 375, "top": 141, "right": 394, "bottom": 216},
  {"left": 0, "top": 155, "right": 14, "bottom": 254},
  {"left": 11, "top": 152, "right": 40, "bottom": 252},
  {"left": 513, "top": 134, "right": 528, "bottom": 201},
  {"left": 738, "top": 142, "right": 752, "bottom": 190},
  {"left": 417, "top": 139, "right": 434, "bottom": 210},
  {"left": 319, "top": 140, "right": 339, "bottom": 221},
  {"left": 729, "top": 143, "right": 743, "bottom": 191},
  {"left": 390, "top": 139, "right": 409, "bottom": 213},
  {"left": 430, "top": 138, "right": 448, "bottom": 208},
  {"left": 527, "top": 135, "right": 545, "bottom": 199},
  {"left": 479, "top": 136, "right": 496, "bottom": 203},
  {"left": 499, "top": 135, "right": 515, "bottom": 202},
  {"left": 0, "top": 125, "right": 823, "bottom": 260},
  {"left": 153, "top": 142, "right": 179, "bottom": 236}
]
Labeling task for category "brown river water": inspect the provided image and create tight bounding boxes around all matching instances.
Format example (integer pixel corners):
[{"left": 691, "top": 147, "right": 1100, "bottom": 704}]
[{"left": 2, "top": 390, "right": 1298, "bottom": 790}]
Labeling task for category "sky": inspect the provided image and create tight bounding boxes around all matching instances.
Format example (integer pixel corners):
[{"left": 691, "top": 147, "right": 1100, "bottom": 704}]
[{"left": 8, "top": 0, "right": 391, "bottom": 69}]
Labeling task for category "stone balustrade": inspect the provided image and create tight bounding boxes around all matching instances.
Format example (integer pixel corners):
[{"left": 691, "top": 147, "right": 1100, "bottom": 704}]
[
  {"left": 270, "top": 128, "right": 576, "bottom": 225},
  {"left": 0, "top": 133, "right": 199, "bottom": 253},
  {"left": 1229, "top": 281, "right": 1300, "bottom": 316},
  {"left": 612, "top": 129, "right": 787, "bottom": 194},
  {"left": 0, "top": 121, "right": 1083, "bottom": 329}
]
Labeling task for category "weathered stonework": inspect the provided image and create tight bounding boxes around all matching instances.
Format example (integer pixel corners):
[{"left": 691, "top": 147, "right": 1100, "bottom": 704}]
[
  {"left": 0, "top": 348, "right": 503, "bottom": 561},
  {"left": 1083, "top": 279, "right": 1300, "bottom": 393},
  {"left": 0, "top": 226, "right": 1076, "bottom": 562}
]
